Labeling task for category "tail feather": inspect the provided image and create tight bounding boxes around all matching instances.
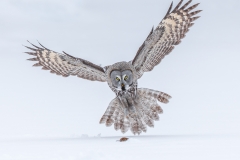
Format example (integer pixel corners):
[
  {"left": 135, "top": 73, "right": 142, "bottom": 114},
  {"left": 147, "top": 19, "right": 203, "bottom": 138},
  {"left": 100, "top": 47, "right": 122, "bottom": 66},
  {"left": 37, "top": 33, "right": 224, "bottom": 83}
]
[
  {"left": 99, "top": 98, "right": 118, "bottom": 126},
  {"left": 151, "top": 111, "right": 159, "bottom": 121},
  {"left": 157, "top": 96, "right": 170, "bottom": 103},
  {"left": 141, "top": 121, "right": 147, "bottom": 133},
  {"left": 143, "top": 115, "right": 154, "bottom": 127},
  {"left": 129, "top": 117, "right": 142, "bottom": 135},
  {"left": 99, "top": 88, "right": 171, "bottom": 135},
  {"left": 113, "top": 108, "right": 130, "bottom": 133},
  {"left": 114, "top": 121, "right": 121, "bottom": 130},
  {"left": 114, "top": 108, "right": 121, "bottom": 130},
  {"left": 121, "top": 118, "right": 130, "bottom": 133},
  {"left": 106, "top": 118, "right": 114, "bottom": 127},
  {"left": 140, "top": 88, "right": 171, "bottom": 104},
  {"left": 153, "top": 105, "right": 163, "bottom": 114}
]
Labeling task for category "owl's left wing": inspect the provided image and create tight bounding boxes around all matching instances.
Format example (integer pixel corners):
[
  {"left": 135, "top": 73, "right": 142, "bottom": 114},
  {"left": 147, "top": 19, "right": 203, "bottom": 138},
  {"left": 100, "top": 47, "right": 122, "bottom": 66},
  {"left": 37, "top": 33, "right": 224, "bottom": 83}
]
[
  {"left": 24, "top": 42, "right": 106, "bottom": 82},
  {"left": 132, "top": 0, "right": 202, "bottom": 78}
]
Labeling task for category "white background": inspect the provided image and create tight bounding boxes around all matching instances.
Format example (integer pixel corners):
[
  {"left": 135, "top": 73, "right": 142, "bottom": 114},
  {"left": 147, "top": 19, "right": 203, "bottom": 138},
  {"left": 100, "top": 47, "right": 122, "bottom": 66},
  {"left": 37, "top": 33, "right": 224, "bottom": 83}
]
[{"left": 0, "top": 0, "right": 239, "bottom": 159}]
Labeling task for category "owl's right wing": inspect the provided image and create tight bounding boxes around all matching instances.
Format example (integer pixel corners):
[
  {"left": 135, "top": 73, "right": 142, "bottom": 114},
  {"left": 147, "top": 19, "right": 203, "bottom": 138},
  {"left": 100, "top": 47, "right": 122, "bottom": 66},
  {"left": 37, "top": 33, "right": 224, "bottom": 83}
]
[
  {"left": 131, "top": 0, "right": 202, "bottom": 79},
  {"left": 24, "top": 41, "right": 106, "bottom": 82}
]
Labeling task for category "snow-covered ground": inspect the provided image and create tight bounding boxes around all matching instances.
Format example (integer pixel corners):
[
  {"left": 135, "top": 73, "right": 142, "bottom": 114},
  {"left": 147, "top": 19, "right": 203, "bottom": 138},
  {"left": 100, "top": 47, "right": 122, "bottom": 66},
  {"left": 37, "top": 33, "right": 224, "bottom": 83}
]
[{"left": 0, "top": 134, "right": 239, "bottom": 160}]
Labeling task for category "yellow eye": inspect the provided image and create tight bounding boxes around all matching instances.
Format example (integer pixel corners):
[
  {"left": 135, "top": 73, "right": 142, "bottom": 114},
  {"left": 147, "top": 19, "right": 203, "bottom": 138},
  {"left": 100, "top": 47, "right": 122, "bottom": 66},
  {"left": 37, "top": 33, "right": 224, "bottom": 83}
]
[
  {"left": 116, "top": 77, "right": 120, "bottom": 81},
  {"left": 124, "top": 76, "right": 128, "bottom": 80}
]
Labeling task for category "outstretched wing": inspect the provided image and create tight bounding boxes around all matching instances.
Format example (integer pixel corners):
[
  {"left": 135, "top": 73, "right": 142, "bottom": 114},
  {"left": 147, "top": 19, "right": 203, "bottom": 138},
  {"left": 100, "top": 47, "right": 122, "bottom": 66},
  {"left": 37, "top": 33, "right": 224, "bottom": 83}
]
[
  {"left": 132, "top": 0, "right": 202, "bottom": 78},
  {"left": 24, "top": 41, "right": 106, "bottom": 82}
]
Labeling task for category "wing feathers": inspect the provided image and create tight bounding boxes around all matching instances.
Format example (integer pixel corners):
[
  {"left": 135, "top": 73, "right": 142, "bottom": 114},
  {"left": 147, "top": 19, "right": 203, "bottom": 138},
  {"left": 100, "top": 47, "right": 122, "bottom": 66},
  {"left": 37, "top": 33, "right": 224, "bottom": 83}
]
[
  {"left": 189, "top": 10, "right": 202, "bottom": 17},
  {"left": 190, "top": 16, "right": 200, "bottom": 22},
  {"left": 24, "top": 45, "right": 38, "bottom": 51},
  {"left": 185, "top": 3, "right": 200, "bottom": 12},
  {"left": 27, "top": 57, "right": 38, "bottom": 61},
  {"left": 33, "top": 63, "right": 41, "bottom": 67},
  {"left": 27, "top": 40, "right": 42, "bottom": 49},
  {"left": 179, "top": 0, "right": 192, "bottom": 10},
  {"left": 163, "top": 1, "right": 173, "bottom": 19},
  {"left": 42, "top": 66, "right": 49, "bottom": 70},
  {"left": 37, "top": 41, "right": 51, "bottom": 50},
  {"left": 25, "top": 52, "right": 37, "bottom": 56},
  {"left": 24, "top": 42, "right": 106, "bottom": 82},
  {"left": 172, "top": 0, "right": 183, "bottom": 12},
  {"left": 132, "top": 0, "right": 201, "bottom": 78}
]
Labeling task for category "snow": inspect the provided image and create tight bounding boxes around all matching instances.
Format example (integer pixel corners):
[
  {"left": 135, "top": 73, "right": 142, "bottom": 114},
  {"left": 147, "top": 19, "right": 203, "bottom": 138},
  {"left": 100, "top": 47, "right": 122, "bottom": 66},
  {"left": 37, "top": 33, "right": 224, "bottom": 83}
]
[{"left": 0, "top": 134, "right": 239, "bottom": 160}]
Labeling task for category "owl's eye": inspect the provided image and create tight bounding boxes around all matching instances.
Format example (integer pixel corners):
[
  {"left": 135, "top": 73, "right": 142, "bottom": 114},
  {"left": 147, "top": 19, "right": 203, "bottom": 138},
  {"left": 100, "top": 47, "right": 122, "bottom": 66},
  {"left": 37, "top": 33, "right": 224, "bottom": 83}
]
[
  {"left": 124, "top": 76, "right": 128, "bottom": 80},
  {"left": 116, "top": 77, "right": 120, "bottom": 81}
]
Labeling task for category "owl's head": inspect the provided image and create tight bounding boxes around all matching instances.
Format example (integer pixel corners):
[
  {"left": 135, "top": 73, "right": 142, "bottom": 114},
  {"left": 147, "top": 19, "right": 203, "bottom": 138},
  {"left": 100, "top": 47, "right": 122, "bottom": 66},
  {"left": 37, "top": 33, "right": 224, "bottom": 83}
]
[
  {"left": 105, "top": 61, "right": 137, "bottom": 93},
  {"left": 110, "top": 70, "right": 133, "bottom": 91}
]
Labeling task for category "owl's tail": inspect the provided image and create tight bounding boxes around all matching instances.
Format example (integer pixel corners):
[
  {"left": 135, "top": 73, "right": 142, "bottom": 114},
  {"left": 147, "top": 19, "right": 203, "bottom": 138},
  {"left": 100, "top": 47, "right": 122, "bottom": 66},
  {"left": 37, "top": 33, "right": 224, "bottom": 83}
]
[{"left": 99, "top": 88, "right": 171, "bottom": 135}]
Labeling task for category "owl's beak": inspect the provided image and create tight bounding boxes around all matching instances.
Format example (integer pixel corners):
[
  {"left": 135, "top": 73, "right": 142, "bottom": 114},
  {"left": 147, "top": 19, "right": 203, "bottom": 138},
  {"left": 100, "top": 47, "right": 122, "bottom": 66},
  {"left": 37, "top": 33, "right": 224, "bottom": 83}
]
[{"left": 121, "top": 83, "right": 126, "bottom": 91}]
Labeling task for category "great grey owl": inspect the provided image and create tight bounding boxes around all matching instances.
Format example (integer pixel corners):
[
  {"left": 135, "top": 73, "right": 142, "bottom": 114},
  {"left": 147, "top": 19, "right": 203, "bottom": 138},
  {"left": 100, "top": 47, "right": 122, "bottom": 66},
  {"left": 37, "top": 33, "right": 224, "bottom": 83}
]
[{"left": 24, "top": 0, "right": 201, "bottom": 135}]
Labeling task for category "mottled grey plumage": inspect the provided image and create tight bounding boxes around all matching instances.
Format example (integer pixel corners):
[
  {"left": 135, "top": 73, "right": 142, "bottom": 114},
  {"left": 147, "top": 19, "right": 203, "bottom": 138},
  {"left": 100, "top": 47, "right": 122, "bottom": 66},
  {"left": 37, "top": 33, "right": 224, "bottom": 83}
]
[{"left": 24, "top": 0, "right": 201, "bottom": 135}]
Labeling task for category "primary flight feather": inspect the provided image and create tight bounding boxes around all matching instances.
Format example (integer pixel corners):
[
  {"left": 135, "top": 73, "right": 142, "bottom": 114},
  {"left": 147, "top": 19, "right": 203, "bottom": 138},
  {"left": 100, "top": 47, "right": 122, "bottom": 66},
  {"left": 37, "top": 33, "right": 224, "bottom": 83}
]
[{"left": 24, "top": 0, "right": 201, "bottom": 135}]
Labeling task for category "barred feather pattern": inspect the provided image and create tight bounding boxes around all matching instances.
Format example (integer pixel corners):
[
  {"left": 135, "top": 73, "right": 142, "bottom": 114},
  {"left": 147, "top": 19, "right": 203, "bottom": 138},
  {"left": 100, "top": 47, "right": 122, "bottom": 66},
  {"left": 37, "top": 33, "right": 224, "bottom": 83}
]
[
  {"left": 99, "top": 88, "right": 171, "bottom": 135},
  {"left": 99, "top": 98, "right": 130, "bottom": 133},
  {"left": 132, "top": 0, "right": 202, "bottom": 78},
  {"left": 24, "top": 41, "right": 106, "bottom": 82}
]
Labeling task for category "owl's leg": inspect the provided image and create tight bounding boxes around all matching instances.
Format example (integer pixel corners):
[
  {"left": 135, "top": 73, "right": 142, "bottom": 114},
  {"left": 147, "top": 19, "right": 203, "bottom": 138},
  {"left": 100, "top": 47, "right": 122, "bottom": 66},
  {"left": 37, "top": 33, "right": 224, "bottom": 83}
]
[
  {"left": 118, "top": 96, "right": 129, "bottom": 116},
  {"left": 126, "top": 95, "right": 136, "bottom": 114}
]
